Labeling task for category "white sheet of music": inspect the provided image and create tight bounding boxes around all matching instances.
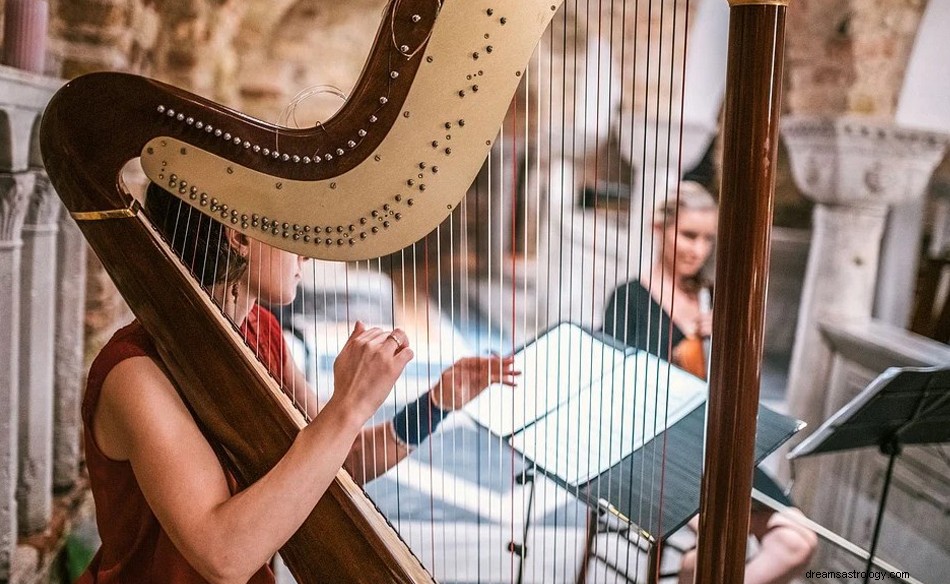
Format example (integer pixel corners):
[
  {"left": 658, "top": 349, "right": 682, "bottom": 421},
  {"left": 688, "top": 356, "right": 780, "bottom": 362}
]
[
  {"left": 462, "top": 323, "right": 627, "bottom": 436},
  {"left": 509, "top": 351, "right": 707, "bottom": 485}
]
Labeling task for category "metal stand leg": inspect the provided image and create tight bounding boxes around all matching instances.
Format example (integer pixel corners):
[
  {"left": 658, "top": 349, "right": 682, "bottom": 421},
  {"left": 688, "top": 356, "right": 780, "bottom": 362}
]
[
  {"left": 578, "top": 504, "right": 646, "bottom": 584},
  {"left": 647, "top": 542, "right": 661, "bottom": 584},
  {"left": 508, "top": 467, "right": 536, "bottom": 584},
  {"left": 577, "top": 507, "right": 598, "bottom": 584},
  {"left": 864, "top": 441, "right": 901, "bottom": 584}
]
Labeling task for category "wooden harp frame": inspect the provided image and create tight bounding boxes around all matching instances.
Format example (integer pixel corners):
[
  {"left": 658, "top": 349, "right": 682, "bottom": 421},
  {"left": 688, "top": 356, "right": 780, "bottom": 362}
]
[{"left": 40, "top": 0, "right": 790, "bottom": 582}]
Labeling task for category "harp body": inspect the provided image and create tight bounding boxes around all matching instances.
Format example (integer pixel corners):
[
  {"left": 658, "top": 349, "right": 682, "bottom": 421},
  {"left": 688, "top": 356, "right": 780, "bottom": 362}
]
[{"left": 40, "top": 0, "right": 789, "bottom": 582}]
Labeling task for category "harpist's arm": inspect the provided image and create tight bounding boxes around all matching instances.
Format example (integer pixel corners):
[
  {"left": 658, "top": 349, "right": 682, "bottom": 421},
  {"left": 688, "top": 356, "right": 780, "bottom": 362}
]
[
  {"left": 347, "top": 355, "right": 520, "bottom": 484},
  {"left": 282, "top": 352, "right": 519, "bottom": 485},
  {"left": 95, "top": 323, "right": 410, "bottom": 584}
]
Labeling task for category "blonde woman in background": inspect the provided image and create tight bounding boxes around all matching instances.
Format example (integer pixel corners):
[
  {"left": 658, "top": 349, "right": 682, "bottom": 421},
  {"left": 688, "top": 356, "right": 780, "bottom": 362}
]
[
  {"left": 603, "top": 181, "right": 816, "bottom": 584},
  {"left": 603, "top": 181, "right": 716, "bottom": 379}
]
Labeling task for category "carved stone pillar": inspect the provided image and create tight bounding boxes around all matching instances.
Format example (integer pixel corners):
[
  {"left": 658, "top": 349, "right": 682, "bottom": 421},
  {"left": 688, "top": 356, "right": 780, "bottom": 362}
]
[
  {"left": 53, "top": 210, "right": 86, "bottom": 490},
  {"left": 0, "top": 171, "right": 33, "bottom": 582},
  {"left": 874, "top": 197, "right": 926, "bottom": 326},
  {"left": 16, "top": 171, "right": 61, "bottom": 535},
  {"left": 781, "top": 117, "right": 948, "bottom": 504}
]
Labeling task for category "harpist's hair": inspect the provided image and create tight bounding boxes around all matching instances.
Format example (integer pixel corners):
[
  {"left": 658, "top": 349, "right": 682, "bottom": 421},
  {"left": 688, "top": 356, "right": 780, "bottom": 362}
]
[{"left": 143, "top": 181, "right": 248, "bottom": 287}]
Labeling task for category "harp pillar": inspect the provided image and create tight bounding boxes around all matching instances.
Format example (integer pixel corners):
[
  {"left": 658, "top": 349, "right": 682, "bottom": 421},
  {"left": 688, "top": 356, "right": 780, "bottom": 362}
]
[{"left": 694, "top": 1, "right": 788, "bottom": 582}]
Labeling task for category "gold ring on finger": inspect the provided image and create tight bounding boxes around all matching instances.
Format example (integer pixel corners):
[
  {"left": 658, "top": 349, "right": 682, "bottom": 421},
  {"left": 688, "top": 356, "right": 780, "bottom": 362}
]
[{"left": 386, "top": 334, "right": 404, "bottom": 350}]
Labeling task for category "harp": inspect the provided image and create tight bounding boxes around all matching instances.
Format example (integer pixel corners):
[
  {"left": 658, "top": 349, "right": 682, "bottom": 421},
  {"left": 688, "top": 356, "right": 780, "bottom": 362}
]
[{"left": 40, "top": 0, "right": 788, "bottom": 582}]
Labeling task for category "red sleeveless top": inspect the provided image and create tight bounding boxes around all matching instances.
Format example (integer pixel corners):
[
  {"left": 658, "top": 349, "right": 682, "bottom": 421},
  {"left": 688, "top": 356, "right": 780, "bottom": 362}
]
[{"left": 78, "top": 305, "right": 287, "bottom": 584}]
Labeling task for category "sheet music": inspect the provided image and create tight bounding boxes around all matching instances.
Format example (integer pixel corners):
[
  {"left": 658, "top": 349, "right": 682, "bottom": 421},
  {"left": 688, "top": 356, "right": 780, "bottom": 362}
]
[
  {"left": 463, "top": 323, "right": 627, "bottom": 436},
  {"left": 509, "top": 351, "right": 707, "bottom": 485}
]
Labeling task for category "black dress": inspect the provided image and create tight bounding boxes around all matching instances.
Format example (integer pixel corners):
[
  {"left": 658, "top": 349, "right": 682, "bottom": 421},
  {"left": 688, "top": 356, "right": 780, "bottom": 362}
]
[
  {"left": 604, "top": 281, "right": 794, "bottom": 506},
  {"left": 602, "top": 281, "right": 684, "bottom": 359}
]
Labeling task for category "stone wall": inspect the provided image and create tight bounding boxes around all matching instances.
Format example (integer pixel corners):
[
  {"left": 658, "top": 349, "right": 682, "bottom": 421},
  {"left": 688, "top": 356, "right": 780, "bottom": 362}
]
[
  {"left": 846, "top": 0, "right": 928, "bottom": 117},
  {"left": 784, "top": 0, "right": 927, "bottom": 118},
  {"left": 236, "top": 0, "right": 387, "bottom": 121}
]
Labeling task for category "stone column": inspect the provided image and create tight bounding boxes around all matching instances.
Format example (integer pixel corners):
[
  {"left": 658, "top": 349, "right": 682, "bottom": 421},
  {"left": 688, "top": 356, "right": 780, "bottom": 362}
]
[
  {"left": 53, "top": 210, "right": 87, "bottom": 490},
  {"left": 16, "top": 170, "right": 61, "bottom": 535},
  {"left": 781, "top": 117, "right": 948, "bottom": 501},
  {"left": 874, "top": 198, "right": 926, "bottom": 326},
  {"left": 787, "top": 202, "right": 888, "bottom": 431},
  {"left": 0, "top": 171, "right": 33, "bottom": 582}
]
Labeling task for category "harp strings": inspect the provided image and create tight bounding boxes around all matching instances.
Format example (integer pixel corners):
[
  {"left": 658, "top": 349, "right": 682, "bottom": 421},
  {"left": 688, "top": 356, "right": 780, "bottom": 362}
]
[
  {"left": 540, "top": 11, "right": 557, "bottom": 581},
  {"left": 596, "top": 1, "right": 618, "bottom": 579},
  {"left": 644, "top": 0, "right": 664, "bottom": 557},
  {"left": 148, "top": 0, "right": 698, "bottom": 579},
  {"left": 611, "top": 0, "right": 635, "bottom": 576}
]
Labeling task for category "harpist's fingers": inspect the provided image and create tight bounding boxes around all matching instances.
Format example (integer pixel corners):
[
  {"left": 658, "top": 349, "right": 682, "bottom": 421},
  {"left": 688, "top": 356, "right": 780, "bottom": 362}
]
[
  {"left": 361, "top": 327, "right": 389, "bottom": 343},
  {"left": 395, "top": 346, "right": 414, "bottom": 366},
  {"left": 388, "top": 328, "right": 410, "bottom": 352},
  {"left": 491, "top": 363, "right": 520, "bottom": 376},
  {"left": 342, "top": 321, "right": 365, "bottom": 345}
]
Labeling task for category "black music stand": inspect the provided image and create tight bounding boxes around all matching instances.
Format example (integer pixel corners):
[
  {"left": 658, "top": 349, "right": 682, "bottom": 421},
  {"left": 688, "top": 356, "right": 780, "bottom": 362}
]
[
  {"left": 467, "top": 323, "right": 804, "bottom": 583},
  {"left": 502, "top": 403, "right": 801, "bottom": 584},
  {"left": 789, "top": 366, "right": 950, "bottom": 584},
  {"left": 575, "top": 402, "right": 801, "bottom": 583}
]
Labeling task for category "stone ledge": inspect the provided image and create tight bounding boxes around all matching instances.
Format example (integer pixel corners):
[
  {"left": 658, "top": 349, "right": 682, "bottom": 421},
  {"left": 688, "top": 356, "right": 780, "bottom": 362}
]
[
  {"left": 0, "top": 66, "right": 65, "bottom": 173},
  {"left": 0, "top": 66, "right": 63, "bottom": 109}
]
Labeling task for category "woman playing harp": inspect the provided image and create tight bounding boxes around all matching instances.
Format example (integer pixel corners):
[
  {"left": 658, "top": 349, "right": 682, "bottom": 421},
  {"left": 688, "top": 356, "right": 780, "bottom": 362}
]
[{"left": 77, "top": 182, "right": 518, "bottom": 584}]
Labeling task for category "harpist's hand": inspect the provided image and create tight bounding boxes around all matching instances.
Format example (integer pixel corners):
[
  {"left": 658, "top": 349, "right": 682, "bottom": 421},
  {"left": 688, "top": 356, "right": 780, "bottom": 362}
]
[
  {"left": 332, "top": 321, "right": 414, "bottom": 422},
  {"left": 431, "top": 355, "right": 520, "bottom": 410}
]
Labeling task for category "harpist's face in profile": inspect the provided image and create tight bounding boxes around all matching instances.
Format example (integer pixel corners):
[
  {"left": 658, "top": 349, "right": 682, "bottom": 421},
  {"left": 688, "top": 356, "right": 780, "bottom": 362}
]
[
  {"left": 659, "top": 208, "right": 718, "bottom": 278},
  {"left": 144, "top": 181, "right": 308, "bottom": 309},
  {"left": 243, "top": 239, "right": 307, "bottom": 306}
]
